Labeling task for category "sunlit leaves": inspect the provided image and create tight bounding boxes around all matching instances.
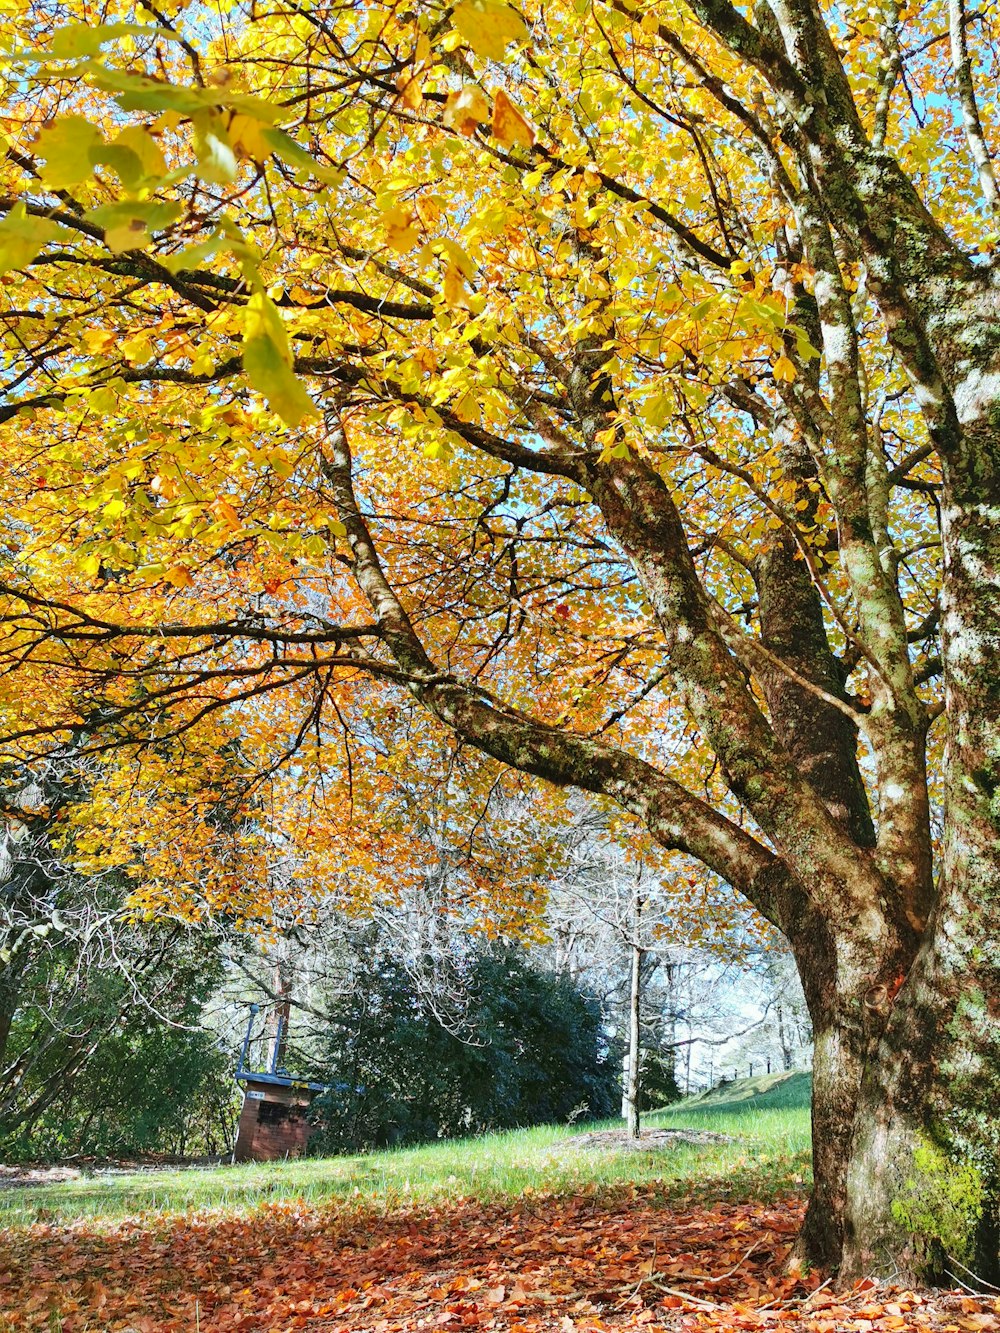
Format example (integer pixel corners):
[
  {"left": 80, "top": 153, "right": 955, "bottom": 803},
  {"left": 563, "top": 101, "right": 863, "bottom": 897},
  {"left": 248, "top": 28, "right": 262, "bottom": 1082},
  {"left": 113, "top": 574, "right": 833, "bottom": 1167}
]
[
  {"left": 772, "top": 354, "right": 796, "bottom": 383},
  {"left": 261, "top": 127, "right": 343, "bottom": 185},
  {"left": 94, "top": 125, "right": 168, "bottom": 188},
  {"left": 381, "top": 204, "right": 421, "bottom": 253},
  {"left": 194, "top": 113, "right": 239, "bottom": 184},
  {"left": 242, "top": 291, "right": 319, "bottom": 426},
  {"left": 492, "top": 90, "right": 535, "bottom": 148},
  {"left": 45, "top": 21, "right": 169, "bottom": 58},
  {"left": 35, "top": 115, "right": 103, "bottom": 189},
  {"left": 86, "top": 199, "right": 183, "bottom": 253},
  {"left": 443, "top": 86, "right": 491, "bottom": 137},
  {"left": 164, "top": 563, "right": 194, "bottom": 588},
  {"left": 0, "top": 201, "right": 63, "bottom": 276},
  {"left": 451, "top": 0, "right": 529, "bottom": 60}
]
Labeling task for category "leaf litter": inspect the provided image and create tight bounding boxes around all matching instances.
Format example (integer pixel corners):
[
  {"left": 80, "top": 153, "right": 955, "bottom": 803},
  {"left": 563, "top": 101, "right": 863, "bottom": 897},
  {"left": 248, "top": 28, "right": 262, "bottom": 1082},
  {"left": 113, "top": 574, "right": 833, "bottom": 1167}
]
[{"left": 1, "top": 1185, "right": 998, "bottom": 1331}]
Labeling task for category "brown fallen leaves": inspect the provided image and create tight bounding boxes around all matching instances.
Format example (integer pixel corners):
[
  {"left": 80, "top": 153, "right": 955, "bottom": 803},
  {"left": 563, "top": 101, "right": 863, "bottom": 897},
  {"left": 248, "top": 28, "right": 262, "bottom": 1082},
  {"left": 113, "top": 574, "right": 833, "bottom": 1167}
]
[{"left": 1, "top": 1187, "right": 998, "bottom": 1332}]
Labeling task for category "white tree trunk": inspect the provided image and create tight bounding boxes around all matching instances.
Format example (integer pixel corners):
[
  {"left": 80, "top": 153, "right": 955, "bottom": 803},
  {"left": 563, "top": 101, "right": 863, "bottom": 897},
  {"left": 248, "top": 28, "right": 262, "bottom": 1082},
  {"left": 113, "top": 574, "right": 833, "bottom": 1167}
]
[{"left": 624, "top": 935, "right": 642, "bottom": 1139}]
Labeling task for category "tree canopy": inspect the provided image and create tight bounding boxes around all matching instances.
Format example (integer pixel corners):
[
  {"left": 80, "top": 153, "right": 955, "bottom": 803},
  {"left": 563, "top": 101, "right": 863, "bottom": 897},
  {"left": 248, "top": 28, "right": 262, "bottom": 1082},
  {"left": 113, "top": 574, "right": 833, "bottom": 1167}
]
[{"left": 2, "top": 0, "right": 1000, "bottom": 1284}]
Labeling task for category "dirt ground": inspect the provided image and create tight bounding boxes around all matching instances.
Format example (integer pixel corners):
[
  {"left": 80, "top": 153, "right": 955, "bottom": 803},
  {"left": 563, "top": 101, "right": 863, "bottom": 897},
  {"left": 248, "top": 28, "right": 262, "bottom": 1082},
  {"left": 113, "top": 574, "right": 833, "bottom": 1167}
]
[
  {"left": 561, "top": 1129, "right": 734, "bottom": 1153},
  {"left": 0, "top": 1156, "right": 224, "bottom": 1189}
]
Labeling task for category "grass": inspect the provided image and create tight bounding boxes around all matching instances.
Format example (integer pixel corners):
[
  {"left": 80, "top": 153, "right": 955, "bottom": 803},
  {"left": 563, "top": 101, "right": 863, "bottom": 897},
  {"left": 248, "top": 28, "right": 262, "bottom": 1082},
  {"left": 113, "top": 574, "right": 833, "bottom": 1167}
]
[
  {"left": 666, "top": 1069, "right": 813, "bottom": 1114},
  {"left": 0, "top": 1073, "right": 812, "bottom": 1229}
]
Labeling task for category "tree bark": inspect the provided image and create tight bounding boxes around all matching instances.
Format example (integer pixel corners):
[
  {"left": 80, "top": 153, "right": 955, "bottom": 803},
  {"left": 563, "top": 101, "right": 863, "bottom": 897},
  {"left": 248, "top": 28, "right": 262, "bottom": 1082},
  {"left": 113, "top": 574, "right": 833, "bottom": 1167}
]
[
  {"left": 624, "top": 933, "right": 642, "bottom": 1140},
  {"left": 839, "top": 410, "right": 1000, "bottom": 1284}
]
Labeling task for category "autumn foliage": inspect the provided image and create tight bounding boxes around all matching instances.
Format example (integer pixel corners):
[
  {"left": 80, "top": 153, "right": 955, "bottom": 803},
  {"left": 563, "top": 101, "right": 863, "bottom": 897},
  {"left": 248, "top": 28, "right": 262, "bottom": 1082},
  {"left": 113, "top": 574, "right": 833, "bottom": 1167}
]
[
  {"left": 3, "top": 0, "right": 1000, "bottom": 1283},
  {"left": 3, "top": 1191, "right": 1000, "bottom": 1332}
]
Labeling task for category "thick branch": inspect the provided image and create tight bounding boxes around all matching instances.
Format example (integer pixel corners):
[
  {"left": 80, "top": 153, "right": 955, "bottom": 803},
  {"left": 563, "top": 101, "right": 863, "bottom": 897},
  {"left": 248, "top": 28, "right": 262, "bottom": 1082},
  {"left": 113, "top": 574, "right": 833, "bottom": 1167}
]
[{"left": 949, "top": 0, "right": 999, "bottom": 215}]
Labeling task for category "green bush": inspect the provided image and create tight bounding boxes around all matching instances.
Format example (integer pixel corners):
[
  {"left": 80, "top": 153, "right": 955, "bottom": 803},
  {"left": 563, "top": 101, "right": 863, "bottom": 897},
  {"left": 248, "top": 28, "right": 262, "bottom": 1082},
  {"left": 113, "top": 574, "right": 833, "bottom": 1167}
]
[
  {"left": 1, "top": 917, "right": 237, "bottom": 1161},
  {"left": 310, "top": 941, "right": 620, "bottom": 1151}
]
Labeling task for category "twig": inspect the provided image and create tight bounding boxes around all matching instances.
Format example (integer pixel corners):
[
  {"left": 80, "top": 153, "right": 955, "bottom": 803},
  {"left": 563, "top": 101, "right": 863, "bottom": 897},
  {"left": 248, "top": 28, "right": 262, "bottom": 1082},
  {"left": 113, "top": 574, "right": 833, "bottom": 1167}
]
[
  {"left": 799, "top": 1276, "right": 835, "bottom": 1307},
  {"left": 945, "top": 1253, "right": 1000, "bottom": 1294},
  {"left": 700, "top": 1240, "right": 760, "bottom": 1282},
  {"left": 754, "top": 1274, "right": 834, "bottom": 1312},
  {"left": 613, "top": 1239, "right": 658, "bottom": 1309},
  {"left": 646, "top": 1281, "right": 725, "bottom": 1311}
]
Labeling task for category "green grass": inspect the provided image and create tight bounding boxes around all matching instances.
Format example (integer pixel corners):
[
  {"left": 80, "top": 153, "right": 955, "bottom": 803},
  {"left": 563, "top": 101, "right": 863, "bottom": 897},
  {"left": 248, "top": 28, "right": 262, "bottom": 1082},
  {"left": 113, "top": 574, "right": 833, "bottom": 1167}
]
[
  {"left": 0, "top": 1074, "right": 812, "bottom": 1229},
  {"left": 664, "top": 1069, "right": 813, "bottom": 1114}
]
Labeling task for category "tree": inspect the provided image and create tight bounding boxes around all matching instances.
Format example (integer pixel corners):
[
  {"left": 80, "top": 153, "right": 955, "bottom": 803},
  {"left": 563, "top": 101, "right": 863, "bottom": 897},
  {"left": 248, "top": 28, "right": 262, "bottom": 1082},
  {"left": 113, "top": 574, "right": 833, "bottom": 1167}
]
[
  {"left": 539, "top": 813, "right": 711, "bottom": 1127},
  {"left": 1, "top": 0, "right": 999, "bottom": 1282},
  {"left": 240, "top": 923, "right": 619, "bottom": 1152},
  {"left": 0, "top": 748, "right": 249, "bottom": 1157},
  {"left": 1, "top": 860, "right": 233, "bottom": 1161}
]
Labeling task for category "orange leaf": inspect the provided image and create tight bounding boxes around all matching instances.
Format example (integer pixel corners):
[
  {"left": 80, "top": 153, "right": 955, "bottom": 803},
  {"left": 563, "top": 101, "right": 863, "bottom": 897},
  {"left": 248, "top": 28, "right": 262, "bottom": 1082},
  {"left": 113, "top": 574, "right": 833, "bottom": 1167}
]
[
  {"left": 443, "top": 263, "right": 469, "bottom": 309},
  {"left": 443, "top": 86, "right": 490, "bottom": 137},
  {"left": 492, "top": 89, "right": 535, "bottom": 148},
  {"left": 164, "top": 564, "right": 193, "bottom": 588}
]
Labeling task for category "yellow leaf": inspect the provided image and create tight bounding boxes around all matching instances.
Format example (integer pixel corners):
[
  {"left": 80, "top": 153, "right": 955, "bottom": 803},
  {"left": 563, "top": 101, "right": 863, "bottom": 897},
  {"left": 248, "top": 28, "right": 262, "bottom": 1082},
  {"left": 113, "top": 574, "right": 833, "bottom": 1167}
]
[
  {"left": 442, "top": 86, "right": 491, "bottom": 137},
  {"left": 164, "top": 564, "right": 193, "bottom": 588},
  {"left": 120, "top": 334, "right": 154, "bottom": 365},
  {"left": 640, "top": 393, "right": 672, "bottom": 428},
  {"left": 228, "top": 114, "right": 272, "bottom": 162},
  {"left": 451, "top": 0, "right": 528, "bottom": 60},
  {"left": 107, "top": 125, "right": 167, "bottom": 183},
  {"left": 395, "top": 69, "right": 424, "bottom": 111},
  {"left": 194, "top": 112, "right": 238, "bottom": 184},
  {"left": 0, "top": 202, "right": 62, "bottom": 278},
  {"left": 381, "top": 205, "right": 421, "bottom": 253},
  {"left": 452, "top": 391, "right": 480, "bottom": 422},
  {"left": 104, "top": 218, "right": 152, "bottom": 254},
  {"left": 150, "top": 474, "right": 179, "bottom": 499},
  {"left": 242, "top": 291, "right": 319, "bottom": 426},
  {"left": 35, "top": 116, "right": 102, "bottom": 189},
  {"left": 492, "top": 89, "right": 535, "bottom": 148},
  {"left": 773, "top": 354, "right": 797, "bottom": 382},
  {"left": 438, "top": 237, "right": 476, "bottom": 279},
  {"left": 210, "top": 497, "right": 242, "bottom": 530},
  {"left": 443, "top": 263, "right": 469, "bottom": 309},
  {"left": 83, "top": 328, "right": 118, "bottom": 355}
]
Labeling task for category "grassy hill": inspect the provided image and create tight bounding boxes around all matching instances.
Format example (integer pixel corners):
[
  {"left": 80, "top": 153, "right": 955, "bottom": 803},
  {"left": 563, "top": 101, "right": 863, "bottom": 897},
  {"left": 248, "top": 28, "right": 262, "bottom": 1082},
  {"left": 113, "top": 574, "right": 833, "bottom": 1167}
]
[
  {"left": 0, "top": 1072, "right": 812, "bottom": 1228},
  {"left": 661, "top": 1069, "right": 812, "bottom": 1115}
]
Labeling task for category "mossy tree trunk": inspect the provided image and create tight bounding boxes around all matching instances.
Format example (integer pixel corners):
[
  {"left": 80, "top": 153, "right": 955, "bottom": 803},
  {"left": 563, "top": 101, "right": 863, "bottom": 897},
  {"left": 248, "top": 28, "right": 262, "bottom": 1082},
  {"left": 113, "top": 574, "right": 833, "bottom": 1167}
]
[{"left": 839, "top": 400, "right": 1000, "bottom": 1285}]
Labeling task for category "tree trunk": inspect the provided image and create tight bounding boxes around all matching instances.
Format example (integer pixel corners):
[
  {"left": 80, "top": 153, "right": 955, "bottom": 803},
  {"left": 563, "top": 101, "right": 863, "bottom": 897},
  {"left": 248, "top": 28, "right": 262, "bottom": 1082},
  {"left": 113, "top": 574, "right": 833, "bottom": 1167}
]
[
  {"left": 839, "top": 443, "right": 1000, "bottom": 1285},
  {"left": 840, "top": 899, "right": 1000, "bottom": 1285},
  {"left": 776, "top": 1004, "right": 793, "bottom": 1072},
  {"left": 782, "top": 909, "right": 899, "bottom": 1274},
  {"left": 624, "top": 936, "right": 642, "bottom": 1139}
]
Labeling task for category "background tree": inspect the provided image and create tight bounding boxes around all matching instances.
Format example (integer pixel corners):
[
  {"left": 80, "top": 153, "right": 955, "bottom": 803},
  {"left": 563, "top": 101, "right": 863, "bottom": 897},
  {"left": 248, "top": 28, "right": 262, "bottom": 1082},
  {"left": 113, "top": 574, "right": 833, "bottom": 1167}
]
[
  {"left": 1, "top": 0, "right": 999, "bottom": 1281},
  {"left": 307, "top": 929, "right": 619, "bottom": 1152},
  {"left": 0, "top": 749, "right": 248, "bottom": 1158}
]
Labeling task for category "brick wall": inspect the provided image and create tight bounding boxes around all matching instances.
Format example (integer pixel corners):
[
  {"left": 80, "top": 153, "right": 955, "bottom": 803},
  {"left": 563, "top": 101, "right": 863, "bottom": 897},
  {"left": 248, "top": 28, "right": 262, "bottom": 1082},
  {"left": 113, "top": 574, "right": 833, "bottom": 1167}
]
[{"left": 233, "top": 1084, "right": 315, "bottom": 1161}]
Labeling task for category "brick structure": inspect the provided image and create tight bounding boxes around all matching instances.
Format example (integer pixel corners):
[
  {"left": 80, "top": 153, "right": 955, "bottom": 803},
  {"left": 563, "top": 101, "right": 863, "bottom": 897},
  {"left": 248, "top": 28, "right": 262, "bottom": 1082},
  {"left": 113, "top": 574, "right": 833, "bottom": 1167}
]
[{"left": 232, "top": 1075, "right": 318, "bottom": 1162}]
